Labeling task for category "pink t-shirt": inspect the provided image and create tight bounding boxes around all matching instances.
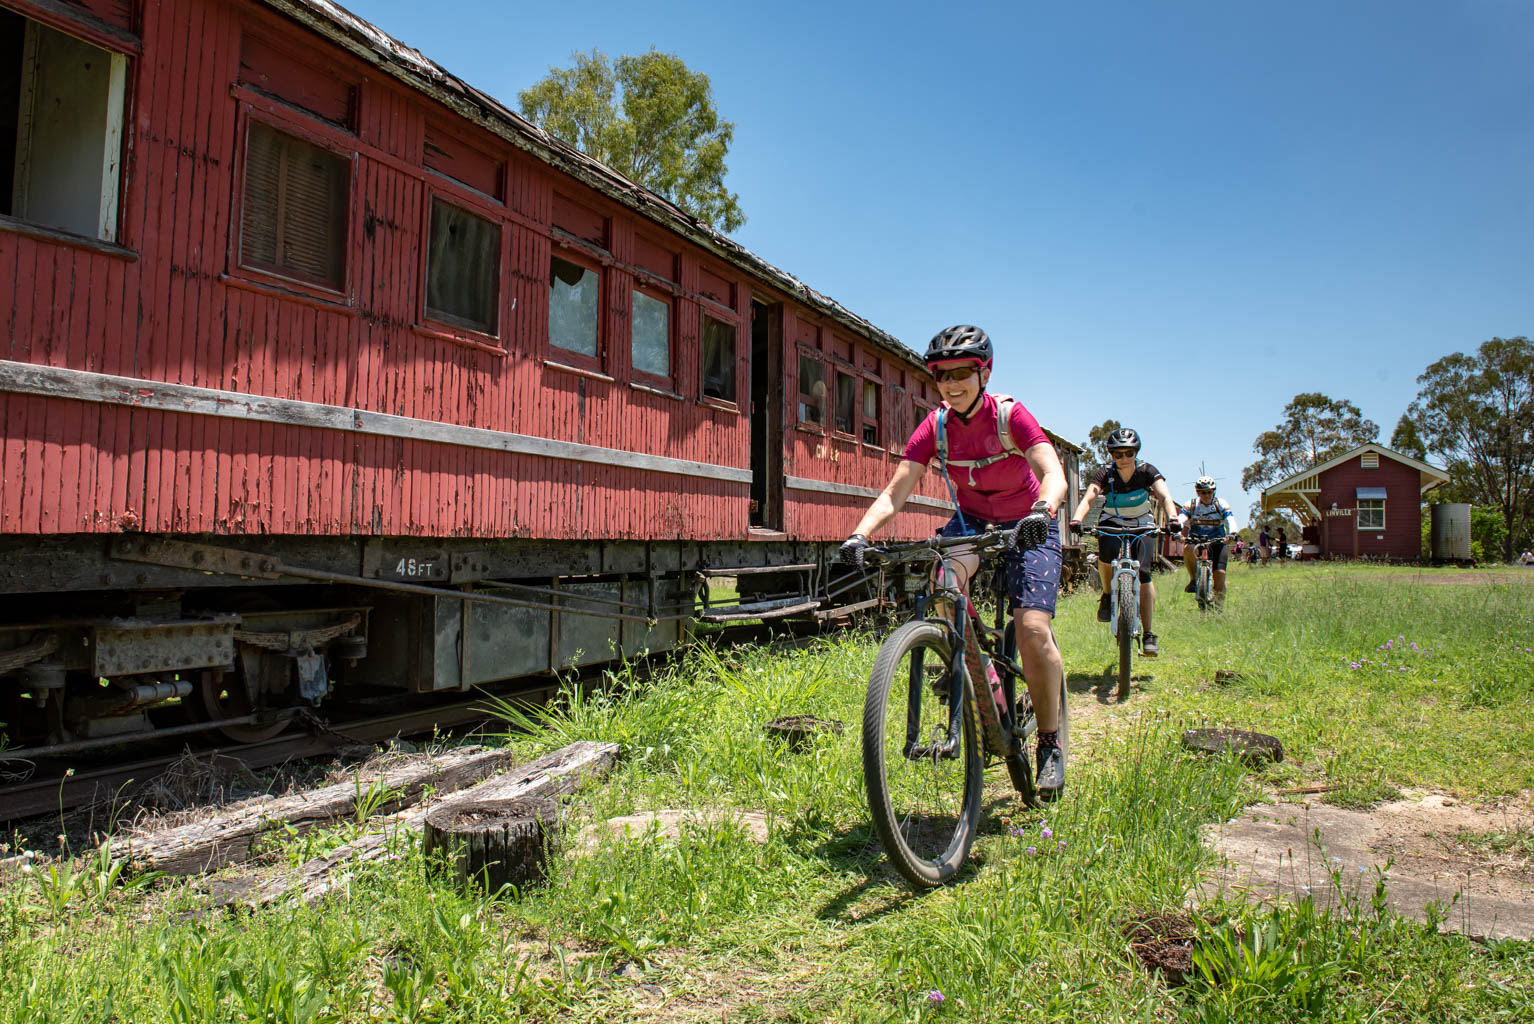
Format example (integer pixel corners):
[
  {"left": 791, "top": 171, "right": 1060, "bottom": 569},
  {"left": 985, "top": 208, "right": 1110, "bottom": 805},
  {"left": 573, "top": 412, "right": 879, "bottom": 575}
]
[{"left": 903, "top": 393, "right": 1050, "bottom": 522}]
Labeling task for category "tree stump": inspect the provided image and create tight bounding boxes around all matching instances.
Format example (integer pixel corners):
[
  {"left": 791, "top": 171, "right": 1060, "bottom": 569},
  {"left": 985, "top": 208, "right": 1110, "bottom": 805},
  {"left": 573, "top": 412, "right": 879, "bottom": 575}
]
[
  {"left": 1180, "top": 728, "right": 1284, "bottom": 765},
  {"left": 423, "top": 797, "right": 560, "bottom": 894},
  {"left": 763, "top": 715, "right": 842, "bottom": 752}
]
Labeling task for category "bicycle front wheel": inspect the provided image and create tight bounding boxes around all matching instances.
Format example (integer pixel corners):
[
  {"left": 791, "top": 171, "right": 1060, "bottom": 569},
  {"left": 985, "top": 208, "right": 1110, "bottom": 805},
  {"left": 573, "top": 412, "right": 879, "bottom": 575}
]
[
  {"left": 863, "top": 620, "right": 983, "bottom": 888},
  {"left": 1115, "top": 573, "right": 1135, "bottom": 701},
  {"left": 1196, "top": 561, "right": 1212, "bottom": 612}
]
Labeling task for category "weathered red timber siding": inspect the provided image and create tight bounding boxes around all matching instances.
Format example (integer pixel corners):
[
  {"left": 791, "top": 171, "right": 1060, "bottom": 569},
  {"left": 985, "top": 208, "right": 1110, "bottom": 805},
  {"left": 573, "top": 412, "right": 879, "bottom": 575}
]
[
  {"left": 1318, "top": 454, "right": 1424, "bottom": 560},
  {"left": 780, "top": 307, "right": 950, "bottom": 540},
  {"left": 0, "top": 0, "right": 929, "bottom": 543}
]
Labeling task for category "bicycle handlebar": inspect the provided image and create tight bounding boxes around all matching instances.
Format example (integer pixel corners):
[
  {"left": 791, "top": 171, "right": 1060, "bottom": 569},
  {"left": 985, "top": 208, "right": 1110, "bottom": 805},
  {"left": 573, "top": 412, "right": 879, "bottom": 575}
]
[
  {"left": 864, "top": 527, "right": 1016, "bottom": 567},
  {"left": 1079, "top": 524, "right": 1177, "bottom": 539}
]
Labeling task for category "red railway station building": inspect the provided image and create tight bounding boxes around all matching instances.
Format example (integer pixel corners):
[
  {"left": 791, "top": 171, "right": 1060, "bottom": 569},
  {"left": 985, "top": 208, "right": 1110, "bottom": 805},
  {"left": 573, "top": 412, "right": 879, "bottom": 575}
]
[{"left": 1261, "top": 444, "right": 1449, "bottom": 561}]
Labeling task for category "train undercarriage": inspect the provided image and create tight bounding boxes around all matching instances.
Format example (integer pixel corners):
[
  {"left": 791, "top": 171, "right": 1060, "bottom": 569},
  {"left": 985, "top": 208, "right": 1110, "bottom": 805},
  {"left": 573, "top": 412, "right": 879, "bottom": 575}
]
[{"left": 0, "top": 533, "right": 889, "bottom": 766}]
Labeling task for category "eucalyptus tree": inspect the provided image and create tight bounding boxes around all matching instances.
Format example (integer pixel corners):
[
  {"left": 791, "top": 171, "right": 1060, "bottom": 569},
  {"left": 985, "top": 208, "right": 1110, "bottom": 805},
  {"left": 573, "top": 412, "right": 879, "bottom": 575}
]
[{"left": 520, "top": 49, "right": 745, "bottom": 233}]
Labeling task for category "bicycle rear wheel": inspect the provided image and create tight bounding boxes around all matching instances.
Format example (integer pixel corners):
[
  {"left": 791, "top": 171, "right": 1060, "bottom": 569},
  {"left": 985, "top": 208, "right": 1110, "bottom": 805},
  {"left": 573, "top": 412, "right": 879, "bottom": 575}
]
[
  {"left": 1115, "top": 573, "right": 1135, "bottom": 701},
  {"left": 863, "top": 620, "right": 983, "bottom": 888}
]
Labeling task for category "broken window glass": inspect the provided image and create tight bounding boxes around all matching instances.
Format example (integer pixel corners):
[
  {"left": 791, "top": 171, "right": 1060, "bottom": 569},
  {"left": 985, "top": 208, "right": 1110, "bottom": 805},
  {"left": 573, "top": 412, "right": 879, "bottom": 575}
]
[{"left": 549, "top": 254, "right": 599, "bottom": 358}]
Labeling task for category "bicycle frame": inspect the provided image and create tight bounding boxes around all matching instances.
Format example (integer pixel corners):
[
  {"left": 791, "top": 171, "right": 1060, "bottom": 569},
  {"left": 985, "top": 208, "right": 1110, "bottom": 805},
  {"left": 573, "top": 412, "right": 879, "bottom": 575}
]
[
  {"left": 867, "top": 530, "right": 1029, "bottom": 761},
  {"left": 1087, "top": 525, "right": 1163, "bottom": 644}
]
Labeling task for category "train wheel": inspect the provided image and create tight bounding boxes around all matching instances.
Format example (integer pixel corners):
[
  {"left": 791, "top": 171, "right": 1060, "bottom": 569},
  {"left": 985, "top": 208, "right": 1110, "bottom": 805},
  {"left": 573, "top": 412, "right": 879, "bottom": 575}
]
[{"left": 185, "top": 668, "right": 290, "bottom": 744}]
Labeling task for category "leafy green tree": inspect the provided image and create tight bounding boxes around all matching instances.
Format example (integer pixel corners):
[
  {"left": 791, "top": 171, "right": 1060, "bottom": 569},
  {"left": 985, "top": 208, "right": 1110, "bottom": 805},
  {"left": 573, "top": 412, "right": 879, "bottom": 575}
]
[
  {"left": 1389, "top": 414, "right": 1427, "bottom": 460},
  {"left": 1241, "top": 393, "right": 1379, "bottom": 493},
  {"left": 1406, "top": 337, "right": 1534, "bottom": 562},
  {"left": 520, "top": 49, "right": 745, "bottom": 233}
]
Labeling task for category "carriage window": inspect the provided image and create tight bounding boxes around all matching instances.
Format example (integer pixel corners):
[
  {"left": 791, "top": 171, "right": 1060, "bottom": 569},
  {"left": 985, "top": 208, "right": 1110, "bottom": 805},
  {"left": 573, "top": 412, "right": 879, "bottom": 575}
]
[
  {"left": 798, "top": 354, "right": 824, "bottom": 426},
  {"left": 241, "top": 121, "right": 349, "bottom": 290},
  {"left": 862, "top": 380, "right": 880, "bottom": 446},
  {"left": 425, "top": 196, "right": 499, "bottom": 334},
  {"left": 1357, "top": 499, "right": 1385, "bottom": 530},
  {"left": 549, "top": 254, "right": 599, "bottom": 359},
  {"left": 631, "top": 288, "right": 670, "bottom": 381},
  {"left": 701, "top": 314, "right": 735, "bottom": 402},
  {"left": 1, "top": 13, "right": 128, "bottom": 242},
  {"left": 834, "top": 370, "right": 856, "bottom": 435}
]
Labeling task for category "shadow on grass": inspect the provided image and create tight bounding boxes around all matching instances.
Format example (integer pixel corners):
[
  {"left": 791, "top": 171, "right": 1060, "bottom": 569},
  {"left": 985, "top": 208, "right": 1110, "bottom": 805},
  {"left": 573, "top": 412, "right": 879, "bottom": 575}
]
[
  {"left": 799, "top": 798, "right": 1030, "bottom": 922},
  {"left": 1067, "top": 669, "right": 1156, "bottom": 704}
]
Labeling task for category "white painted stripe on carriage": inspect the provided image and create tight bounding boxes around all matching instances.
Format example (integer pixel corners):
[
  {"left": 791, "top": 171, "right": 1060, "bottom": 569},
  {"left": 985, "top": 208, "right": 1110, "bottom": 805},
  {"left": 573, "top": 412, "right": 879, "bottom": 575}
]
[
  {"left": 784, "top": 475, "right": 953, "bottom": 511},
  {"left": 0, "top": 360, "right": 754, "bottom": 484}
]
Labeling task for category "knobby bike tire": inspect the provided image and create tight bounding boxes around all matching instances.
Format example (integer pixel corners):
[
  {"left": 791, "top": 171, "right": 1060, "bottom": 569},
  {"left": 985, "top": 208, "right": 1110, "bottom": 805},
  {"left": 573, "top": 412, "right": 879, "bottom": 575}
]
[
  {"left": 1197, "top": 561, "right": 1213, "bottom": 612},
  {"left": 1115, "top": 573, "right": 1135, "bottom": 701},
  {"left": 862, "top": 620, "right": 983, "bottom": 888}
]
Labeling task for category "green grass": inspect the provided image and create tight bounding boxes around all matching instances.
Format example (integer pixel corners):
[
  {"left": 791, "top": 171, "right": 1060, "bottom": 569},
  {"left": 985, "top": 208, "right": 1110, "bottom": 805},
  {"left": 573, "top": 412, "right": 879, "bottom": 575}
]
[{"left": 1, "top": 564, "right": 1531, "bottom": 1022}]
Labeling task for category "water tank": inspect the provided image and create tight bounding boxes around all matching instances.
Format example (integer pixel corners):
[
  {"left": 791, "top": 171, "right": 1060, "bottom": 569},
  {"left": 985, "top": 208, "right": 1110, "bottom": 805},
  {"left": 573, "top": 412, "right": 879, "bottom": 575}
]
[{"left": 1429, "top": 503, "right": 1472, "bottom": 561}]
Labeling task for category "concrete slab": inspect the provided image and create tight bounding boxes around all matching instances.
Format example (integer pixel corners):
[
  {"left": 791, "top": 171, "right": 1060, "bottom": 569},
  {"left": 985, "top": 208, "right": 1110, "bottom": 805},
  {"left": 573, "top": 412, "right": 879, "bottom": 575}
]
[{"left": 1202, "top": 793, "right": 1534, "bottom": 940}]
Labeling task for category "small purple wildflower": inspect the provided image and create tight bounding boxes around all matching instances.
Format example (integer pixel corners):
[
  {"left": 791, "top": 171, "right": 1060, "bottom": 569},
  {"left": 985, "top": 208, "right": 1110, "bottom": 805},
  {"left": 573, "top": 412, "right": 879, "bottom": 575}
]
[
  {"left": 1008, "top": 827, "right": 1027, "bottom": 837},
  {"left": 1057, "top": 840, "right": 1066, "bottom": 849},
  {"left": 927, "top": 990, "right": 945, "bottom": 1004},
  {"left": 1041, "top": 827, "right": 1053, "bottom": 840},
  {"left": 1358, "top": 865, "right": 1368, "bottom": 873},
  {"left": 1026, "top": 846, "right": 1037, "bottom": 855}
]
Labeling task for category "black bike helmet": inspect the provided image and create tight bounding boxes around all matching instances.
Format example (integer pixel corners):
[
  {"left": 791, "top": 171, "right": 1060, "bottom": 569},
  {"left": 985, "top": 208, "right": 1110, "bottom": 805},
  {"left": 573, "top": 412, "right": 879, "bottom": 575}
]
[
  {"left": 924, "top": 325, "right": 992, "bottom": 368},
  {"left": 1106, "top": 426, "right": 1141, "bottom": 455}
]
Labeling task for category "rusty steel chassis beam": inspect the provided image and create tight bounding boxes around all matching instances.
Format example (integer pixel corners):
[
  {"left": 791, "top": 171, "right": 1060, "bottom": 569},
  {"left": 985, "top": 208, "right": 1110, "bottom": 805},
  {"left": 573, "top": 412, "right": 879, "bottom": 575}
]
[{"left": 110, "top": 538, "right": 693, "bottom": 625}]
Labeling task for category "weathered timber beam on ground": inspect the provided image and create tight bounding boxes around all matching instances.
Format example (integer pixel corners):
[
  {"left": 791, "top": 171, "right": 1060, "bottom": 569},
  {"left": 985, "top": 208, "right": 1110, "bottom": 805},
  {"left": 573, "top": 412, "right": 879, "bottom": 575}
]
[
  {"left": 113, "top": 746, "right": 519, "bottom": 874},
  {"left": 254, "top": 740, "right": 619, "bottom": 905}
]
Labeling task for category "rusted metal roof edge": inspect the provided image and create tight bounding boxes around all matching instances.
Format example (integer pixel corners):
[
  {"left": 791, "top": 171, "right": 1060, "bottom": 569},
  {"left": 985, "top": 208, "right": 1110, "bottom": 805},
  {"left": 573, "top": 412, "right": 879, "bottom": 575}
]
[{"left": 261, "top": 0, "right": 923, "bottom": 371}]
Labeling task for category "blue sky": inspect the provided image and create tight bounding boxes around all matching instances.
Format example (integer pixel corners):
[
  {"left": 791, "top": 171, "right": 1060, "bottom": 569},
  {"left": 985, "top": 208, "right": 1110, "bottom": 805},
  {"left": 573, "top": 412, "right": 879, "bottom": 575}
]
[{"left": 347, "top": 0, "right": 1532, "bottom": 522}]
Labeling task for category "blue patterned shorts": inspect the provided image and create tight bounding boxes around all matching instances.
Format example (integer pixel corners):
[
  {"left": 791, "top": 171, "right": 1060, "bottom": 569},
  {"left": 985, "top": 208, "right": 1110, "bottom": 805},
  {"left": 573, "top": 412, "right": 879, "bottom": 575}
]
[{"left": 938, "top": 514, "right": 1061, "bottom": 616}]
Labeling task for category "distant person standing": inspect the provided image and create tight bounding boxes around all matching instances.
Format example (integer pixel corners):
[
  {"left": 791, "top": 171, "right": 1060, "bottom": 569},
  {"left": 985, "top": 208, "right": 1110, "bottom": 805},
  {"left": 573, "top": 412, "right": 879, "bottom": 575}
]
[
  {"left": 1277, "top": 529, "right": 1290, "bottom": 561},
  {"left": 1258, "top": 526, "right": 1271, "bottom": 565}
]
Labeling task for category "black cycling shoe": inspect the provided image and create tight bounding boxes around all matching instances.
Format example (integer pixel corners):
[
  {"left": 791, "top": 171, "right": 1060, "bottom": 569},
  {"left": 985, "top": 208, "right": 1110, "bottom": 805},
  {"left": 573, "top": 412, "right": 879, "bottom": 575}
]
[
  {"left": 1035, "top": 743, "right": 1065, "bottom": 800},
  {"left": 1096, "top": 594, "right": 1111, "bottom": 622},
  {"left": 1184, "top": 580, "right": 1197, "bottom": 593},
  {"left": 1142, "top": 632, "right": 1160, "bottom": 657}
]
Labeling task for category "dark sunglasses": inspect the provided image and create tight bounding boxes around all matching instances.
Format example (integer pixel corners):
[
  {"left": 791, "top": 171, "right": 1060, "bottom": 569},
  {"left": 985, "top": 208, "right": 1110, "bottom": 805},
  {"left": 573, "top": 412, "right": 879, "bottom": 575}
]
[
  {"left": 1110, "top": 449, "right": 1136, "bottom": 459},
  {"left": 933, "top": 366, "right": 979, "bottom": 383}
]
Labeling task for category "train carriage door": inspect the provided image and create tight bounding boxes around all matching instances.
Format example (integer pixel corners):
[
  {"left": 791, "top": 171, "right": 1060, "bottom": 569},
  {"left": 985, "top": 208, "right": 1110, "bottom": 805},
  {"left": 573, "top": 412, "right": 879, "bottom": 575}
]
[{"left": 749, "top": 299, "right": 783, "bottom": 531}]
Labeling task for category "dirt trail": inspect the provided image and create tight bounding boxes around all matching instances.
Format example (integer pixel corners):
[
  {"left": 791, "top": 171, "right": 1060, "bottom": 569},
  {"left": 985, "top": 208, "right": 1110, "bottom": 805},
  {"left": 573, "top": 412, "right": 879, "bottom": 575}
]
[{"left": 1205, "top": 792, "right": 1534, "bottom": 939}]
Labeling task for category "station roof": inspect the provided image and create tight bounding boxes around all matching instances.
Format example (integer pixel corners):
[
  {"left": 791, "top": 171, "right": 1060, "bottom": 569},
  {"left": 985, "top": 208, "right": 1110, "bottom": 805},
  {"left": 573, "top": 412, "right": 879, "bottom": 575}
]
[{"left": 1261, "top": 443, "right": 1448, "bottom": 522}]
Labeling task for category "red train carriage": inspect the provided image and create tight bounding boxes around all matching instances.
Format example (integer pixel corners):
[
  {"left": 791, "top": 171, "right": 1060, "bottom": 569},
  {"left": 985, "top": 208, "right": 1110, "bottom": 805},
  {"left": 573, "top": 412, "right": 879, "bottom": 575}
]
[{"left": 0, "top": 0, "right": 1080, "bottom": 761}]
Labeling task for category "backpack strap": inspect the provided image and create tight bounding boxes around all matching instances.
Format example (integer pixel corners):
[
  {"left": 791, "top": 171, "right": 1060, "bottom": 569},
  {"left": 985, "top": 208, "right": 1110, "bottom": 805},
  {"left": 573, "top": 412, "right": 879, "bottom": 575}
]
[{"left": 936, "top": 394, "right": 1026, "bottom": 482}]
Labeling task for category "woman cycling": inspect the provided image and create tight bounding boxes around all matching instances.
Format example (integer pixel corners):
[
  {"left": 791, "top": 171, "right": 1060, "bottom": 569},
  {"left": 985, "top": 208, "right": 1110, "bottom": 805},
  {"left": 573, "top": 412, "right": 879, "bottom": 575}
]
[{"left": 837, "top": 326, "right": 1070, "bottom": 798}]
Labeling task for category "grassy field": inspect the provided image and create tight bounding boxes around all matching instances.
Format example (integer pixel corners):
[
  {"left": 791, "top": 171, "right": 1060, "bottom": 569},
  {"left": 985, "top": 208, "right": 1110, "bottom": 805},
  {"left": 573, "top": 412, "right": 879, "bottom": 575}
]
[{"left": 2, "top": 564, "right": 1532, "bottom": 1022}]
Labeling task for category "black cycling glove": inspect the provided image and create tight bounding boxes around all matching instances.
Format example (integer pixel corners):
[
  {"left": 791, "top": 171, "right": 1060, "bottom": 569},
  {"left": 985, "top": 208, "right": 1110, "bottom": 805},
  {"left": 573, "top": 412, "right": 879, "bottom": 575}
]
[
  {"left": 1015, "top": 502, "right": 1052, "bottom": 551},
  {"left": 838, "top": 533, "right": 871, "bottom": 568}
]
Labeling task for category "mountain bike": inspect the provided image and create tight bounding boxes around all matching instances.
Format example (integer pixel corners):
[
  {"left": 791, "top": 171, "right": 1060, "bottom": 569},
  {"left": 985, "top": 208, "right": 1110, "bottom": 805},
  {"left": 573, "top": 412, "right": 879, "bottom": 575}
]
[
  {"left": 859, "top": 528, "right": 1068, "bottom": 888},
  {"left": 1082, "top": 524, "right": 1173, "bottom": 702},
  {"left": 1184, "top": 529, "right": 1231, "bottom": 614}
]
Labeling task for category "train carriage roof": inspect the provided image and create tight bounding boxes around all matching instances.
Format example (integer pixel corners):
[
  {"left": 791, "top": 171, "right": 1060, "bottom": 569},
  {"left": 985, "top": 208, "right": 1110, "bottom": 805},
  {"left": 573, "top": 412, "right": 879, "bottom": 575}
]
[
  {"left": 262, "top": 1, "right": 1081, "bottom": 456},
  {"left": 263, "top": 1, "right": 915, "bottom": 362}
]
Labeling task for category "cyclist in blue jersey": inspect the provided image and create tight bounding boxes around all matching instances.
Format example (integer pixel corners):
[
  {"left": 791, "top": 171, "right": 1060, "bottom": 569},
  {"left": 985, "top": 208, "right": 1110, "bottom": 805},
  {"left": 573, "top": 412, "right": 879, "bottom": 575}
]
[
  {"left": 1068, "top": 427, "right": 1180, "bottom": 656},
  {"left": 1176, "top": 475, "right": 1236, "bottom": 606}
]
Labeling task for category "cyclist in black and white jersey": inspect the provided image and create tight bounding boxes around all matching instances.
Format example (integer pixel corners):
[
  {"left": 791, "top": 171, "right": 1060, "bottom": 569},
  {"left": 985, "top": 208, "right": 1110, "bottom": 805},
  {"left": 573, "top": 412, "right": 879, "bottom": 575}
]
[
  {"left": 1069, "top": 427, "right": 1180, "bottom": 656},
  {"left": 1176, "top": 475, "right": 1235, "bottom": 606}
]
